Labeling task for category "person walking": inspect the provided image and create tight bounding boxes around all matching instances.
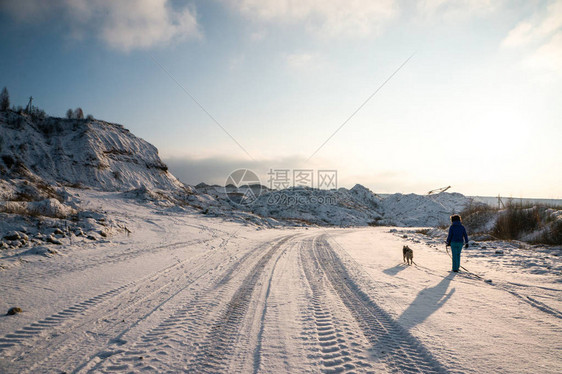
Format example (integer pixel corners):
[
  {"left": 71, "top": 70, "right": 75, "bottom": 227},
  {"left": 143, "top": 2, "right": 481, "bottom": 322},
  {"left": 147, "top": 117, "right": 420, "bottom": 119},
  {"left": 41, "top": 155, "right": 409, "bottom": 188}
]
[{"left": 446, "top": 214, "right": 469, "bottom": 272}]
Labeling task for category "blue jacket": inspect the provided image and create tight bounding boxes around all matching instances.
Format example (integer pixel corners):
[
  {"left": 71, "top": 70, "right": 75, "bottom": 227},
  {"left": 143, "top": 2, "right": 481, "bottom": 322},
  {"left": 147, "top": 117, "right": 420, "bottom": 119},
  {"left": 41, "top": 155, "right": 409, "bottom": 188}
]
[{"left": 447, "top": 221, "right": 468, "bottom": 245}]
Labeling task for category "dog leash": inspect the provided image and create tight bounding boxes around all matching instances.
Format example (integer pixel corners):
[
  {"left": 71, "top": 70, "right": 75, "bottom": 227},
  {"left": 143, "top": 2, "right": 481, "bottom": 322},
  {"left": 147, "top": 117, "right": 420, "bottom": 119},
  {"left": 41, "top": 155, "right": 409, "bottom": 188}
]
[{"left": 445, "top": 244, "right": 483, "bottom": 279}]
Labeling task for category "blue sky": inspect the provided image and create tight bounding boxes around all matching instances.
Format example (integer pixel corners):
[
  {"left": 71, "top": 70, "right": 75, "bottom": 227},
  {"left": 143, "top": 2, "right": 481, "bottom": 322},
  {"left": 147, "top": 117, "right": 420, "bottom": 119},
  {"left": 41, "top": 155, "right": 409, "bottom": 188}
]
[{"left": 1, "top": 0, "right": 561, "bottom": 198}]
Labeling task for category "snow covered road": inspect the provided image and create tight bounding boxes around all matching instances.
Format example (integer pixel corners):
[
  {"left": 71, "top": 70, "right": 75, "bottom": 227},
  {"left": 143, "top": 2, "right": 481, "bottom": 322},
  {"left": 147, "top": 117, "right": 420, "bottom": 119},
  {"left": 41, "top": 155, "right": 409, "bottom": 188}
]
[{"left": 0, "top": 201, "right": 561, "bottom": 373}]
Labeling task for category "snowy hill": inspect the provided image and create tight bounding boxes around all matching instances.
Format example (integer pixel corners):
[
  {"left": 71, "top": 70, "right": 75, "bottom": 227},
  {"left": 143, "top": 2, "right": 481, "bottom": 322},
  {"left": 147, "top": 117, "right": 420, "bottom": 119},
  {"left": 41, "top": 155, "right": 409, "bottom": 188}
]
[
  {"left": 196, "top": 183, "right": 470, "bottom": 227},
  {"left": 249, "top": 184, "right": 384, "bottom": 226},
  {"left": 379, "top": 192, "right": 469, "bottom": 227},
  {"left": 0, "top": 111, "right": 183, "bottom": 192},
  {"left": 0, "top": 111, "right": 196, "bottom": 252}
]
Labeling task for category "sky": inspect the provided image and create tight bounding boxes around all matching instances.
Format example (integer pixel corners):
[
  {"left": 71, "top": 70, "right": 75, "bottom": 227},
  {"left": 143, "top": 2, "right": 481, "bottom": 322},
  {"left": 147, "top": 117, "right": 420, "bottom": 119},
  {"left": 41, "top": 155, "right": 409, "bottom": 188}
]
[{"left": 0, "top": 0, "right": 561, "bottom": 198}]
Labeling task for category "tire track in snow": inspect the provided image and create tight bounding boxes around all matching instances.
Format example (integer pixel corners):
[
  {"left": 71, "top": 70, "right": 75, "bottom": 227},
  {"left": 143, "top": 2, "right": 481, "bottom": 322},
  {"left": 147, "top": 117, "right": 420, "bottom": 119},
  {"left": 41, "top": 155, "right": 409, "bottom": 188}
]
[
  {"left": 2, "top": 237, "right": 215, "bottom": 289},
  {"left": 91, "top": 234, "right": 296, "bottom": 373},
  {"left": 0, "top": 283, "right": 130, "bottom": 352},
  {"left": 246, "top": 240, "right": 317, "bottom": 373},
  {"left": 301, "top": 238, "right": 377, "bottom": 373},
  {"left": 0, "top": 233, "right": 242, "bottom": 373},
  {"left": 90, "top": 239, "right": 270, "bottom": 372},
  {"left": 310, "top": 234, "right": 449, "bottom": 374},
  {"left": 187, "top": 235, "right": 296, "bottom": 373},
  {"left": 0, "top": 218, "right": 228, "bottom": 290},
  {"left": 252, "top": 244, "right": 286, "bottom": 374}
]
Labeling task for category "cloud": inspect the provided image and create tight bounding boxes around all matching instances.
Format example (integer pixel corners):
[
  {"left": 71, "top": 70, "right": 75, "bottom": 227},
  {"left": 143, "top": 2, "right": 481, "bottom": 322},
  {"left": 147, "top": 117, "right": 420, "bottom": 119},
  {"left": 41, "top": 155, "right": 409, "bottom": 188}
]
[
  {"left": 224, "top": 0, "right": 398, "bottom": 38},
  {"left": 0, "top": 0, "right": 200, "bottom": 51},
  {"left": 285, "top": 52, "right": 316, "bottom": 69},
  {"left": 502, "top": 1, "right": 562, "bottom": 47},
  {"left": 523, "top": 31, "right": 562, "bottom": 72},
  {"left": 250, "top": 29, "right": 267, "bottom": 41},
  {"left": 96, "top": 0, "right": 200, "bottom": 51},
  {"left": 164, "top": 155, "right": 436, "bottom": 195},
  {"left": 501, "top": 0, "right": 562, "bottom": 77},
  {"left": 164, "top": 155, "right": 314, "bottom": 186},
  {"left": 163, "top": 154, "right": 417, "bottom": 193},
  {"left": 417, "top": 0, "right": 499, "bottom": 20}
]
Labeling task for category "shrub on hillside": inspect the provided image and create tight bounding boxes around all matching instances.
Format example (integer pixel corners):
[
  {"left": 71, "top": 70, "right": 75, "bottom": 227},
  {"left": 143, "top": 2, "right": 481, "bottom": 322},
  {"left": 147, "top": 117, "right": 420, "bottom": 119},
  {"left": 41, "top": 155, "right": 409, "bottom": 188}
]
[
  {"left": 543, "top": 220, "right": 562, "bottom": 245},
  {"left": 460, "top": 201, "right": 496, "bottom": 233},
  {"left": 493, "top": 202, "right": 540, "bottom": 240},
  {"left": 460, "top": 200, "right": 562, "bottom": 245}
]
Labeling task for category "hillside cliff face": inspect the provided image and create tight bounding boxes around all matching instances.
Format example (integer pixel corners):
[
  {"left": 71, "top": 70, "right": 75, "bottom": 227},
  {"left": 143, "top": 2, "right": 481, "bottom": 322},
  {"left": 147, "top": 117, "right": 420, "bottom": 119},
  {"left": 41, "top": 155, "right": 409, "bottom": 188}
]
[{"left": 0, "top": 111, "right": 183, "bottom": 191}]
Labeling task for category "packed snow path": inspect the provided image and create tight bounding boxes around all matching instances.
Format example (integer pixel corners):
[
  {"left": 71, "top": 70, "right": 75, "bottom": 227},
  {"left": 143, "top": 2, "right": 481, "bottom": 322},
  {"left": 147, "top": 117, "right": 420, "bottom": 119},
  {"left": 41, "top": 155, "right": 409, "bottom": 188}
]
[{"left": 0, "top": 200, "right": 560, "bottom": 373}]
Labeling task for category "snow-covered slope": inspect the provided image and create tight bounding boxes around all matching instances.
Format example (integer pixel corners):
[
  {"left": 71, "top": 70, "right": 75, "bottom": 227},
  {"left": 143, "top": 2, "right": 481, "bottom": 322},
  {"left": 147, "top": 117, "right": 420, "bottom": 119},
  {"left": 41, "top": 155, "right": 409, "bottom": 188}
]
[
  {"left": 0, "top": 111, "right": 183, "bottom": 192},
  {"left": 379, "top": 192, "right": 469, "bottom": 226},
  {"left": 197, "top": 183, "right": 470, "bottom": 227},
  {"left": 249, "top": 184, "right": 384, "bottom": 226}
]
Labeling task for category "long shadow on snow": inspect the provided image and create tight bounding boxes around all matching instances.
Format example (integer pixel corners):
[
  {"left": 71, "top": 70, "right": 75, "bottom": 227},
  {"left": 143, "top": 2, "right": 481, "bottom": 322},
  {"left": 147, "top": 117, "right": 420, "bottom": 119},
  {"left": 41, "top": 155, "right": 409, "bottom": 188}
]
[
  {"left": 397, "top": 274, "right": 456, "bottom": 330},
  {"left": 316, "top": 236, "right": 451, "bottom": 373},
  {"left": 362, "top": 272, "right": 456, "bottom": 373},
  {"left": 383, "top": 264, "right": 408, "bottom": 276}
]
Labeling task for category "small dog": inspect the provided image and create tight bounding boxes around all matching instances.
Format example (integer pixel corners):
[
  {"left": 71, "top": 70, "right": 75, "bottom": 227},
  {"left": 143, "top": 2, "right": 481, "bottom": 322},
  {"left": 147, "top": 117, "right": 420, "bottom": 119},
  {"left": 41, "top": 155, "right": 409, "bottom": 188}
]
[{"left": 403, "top": 245, "right": 414, "bottom": 265}]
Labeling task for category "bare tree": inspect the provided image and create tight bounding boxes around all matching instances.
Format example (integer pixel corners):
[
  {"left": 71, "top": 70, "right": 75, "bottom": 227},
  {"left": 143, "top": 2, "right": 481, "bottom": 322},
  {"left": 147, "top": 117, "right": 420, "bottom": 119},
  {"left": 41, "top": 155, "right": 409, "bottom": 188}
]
[
  {"left": 0, "top": 87, "right": 9, "bottom": 111},
  {"left": 66, "top": 108, "right": 73, "bottom": 119},
  {"left": 74, "top": 107, "right": 84, "bottom": 119}
]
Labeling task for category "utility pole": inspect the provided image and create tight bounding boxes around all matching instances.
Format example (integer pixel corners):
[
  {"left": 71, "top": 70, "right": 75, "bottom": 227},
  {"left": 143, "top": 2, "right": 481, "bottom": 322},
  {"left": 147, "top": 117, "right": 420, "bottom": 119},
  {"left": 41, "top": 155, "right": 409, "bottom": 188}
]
[{"left": 497, "top": 194, "right": 505, "bottom": 209}]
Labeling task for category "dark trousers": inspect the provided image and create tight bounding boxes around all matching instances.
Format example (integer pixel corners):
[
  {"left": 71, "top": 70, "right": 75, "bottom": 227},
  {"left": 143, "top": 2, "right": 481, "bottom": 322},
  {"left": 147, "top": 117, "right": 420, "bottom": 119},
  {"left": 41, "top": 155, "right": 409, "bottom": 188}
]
[{"left": 451, "top": 242, "right": 463, "bottom": 271}]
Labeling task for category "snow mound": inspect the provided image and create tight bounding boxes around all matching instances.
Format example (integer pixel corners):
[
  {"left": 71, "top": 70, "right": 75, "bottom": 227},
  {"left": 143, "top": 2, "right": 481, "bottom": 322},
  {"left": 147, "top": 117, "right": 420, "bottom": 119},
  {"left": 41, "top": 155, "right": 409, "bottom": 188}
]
[
  {"left": 20, "top": 246, "right": 60, "bottom": 257},
  {"left": 379, "top": 192, "right": 469, "bottom": 227},
  {"left": 245, "top": 186, "right": 381, "bottom": 226},
  {"left": 29, "top": 198, "right": 77, "bottom": 218}
]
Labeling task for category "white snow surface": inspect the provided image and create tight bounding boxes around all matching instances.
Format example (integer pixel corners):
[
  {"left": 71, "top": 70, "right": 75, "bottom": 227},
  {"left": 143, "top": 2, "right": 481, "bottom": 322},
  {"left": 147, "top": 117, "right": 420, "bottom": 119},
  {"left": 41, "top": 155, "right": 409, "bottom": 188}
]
[{"left": 0, "top": 190, "right": 560, "bottom": 373}]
